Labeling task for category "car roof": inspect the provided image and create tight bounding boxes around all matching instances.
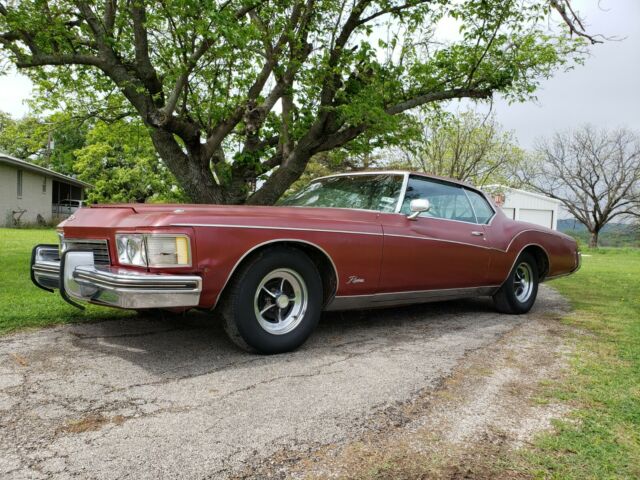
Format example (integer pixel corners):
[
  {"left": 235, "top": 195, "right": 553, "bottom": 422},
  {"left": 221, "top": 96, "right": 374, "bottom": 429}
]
[{"left": 315, "top": 170, "right": 480, "bottom": 191}]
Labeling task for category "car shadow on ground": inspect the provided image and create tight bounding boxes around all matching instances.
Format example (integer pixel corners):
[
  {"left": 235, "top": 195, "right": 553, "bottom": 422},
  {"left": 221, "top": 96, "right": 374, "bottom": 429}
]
[{"left": 64, "top": 294, "right": 529, "bottom": 381}]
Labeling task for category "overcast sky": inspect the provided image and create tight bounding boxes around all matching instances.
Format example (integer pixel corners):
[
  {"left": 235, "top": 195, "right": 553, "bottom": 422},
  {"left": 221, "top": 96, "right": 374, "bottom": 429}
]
[
  {"left": 0, "top": 0, "right": 638, "bottom": 149},
  {"left": 452, "top": 0, "right": 640, "bottom": 147}
]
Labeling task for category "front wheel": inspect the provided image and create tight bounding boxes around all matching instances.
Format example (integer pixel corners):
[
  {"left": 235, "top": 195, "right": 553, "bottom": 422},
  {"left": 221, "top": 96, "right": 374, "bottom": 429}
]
[
  {"left": 220, "top": 247, "right": 323, "bottom": 354},
  {"left": 493, "top": 252, "right": 539, "bottom": 314}
]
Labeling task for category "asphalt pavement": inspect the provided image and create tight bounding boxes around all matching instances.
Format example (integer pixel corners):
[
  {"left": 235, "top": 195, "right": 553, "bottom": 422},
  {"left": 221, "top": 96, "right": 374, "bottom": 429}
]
[{"left": 0, "top": 286, "right": 563, "bottom": 479}]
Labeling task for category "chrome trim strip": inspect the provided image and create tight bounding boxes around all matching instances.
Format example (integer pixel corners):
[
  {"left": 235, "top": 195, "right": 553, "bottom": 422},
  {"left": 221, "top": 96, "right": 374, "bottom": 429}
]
[
  {"left": 383, "top": 232, "right": 496, "bottom": 251},
  {"left": 74, "top": 270, "right": 200, "bottom": 291},
  {"left": 503, "top": 229, "right": 556, "bottom": 253},
  {"left": 32, "top": 262, "right": 61, "bottom": 276},
  {"left": 499, "top": 243, "right": 551, "bottom": 286},
  {"left": 313, "top": 171, "right": 408, "bottom": 182},
  {"left": 173, "top": 222, "right": 500, "bottom": 253},
  {"left": 395, "top": 172, "right": 410, "bottom": 214},
  {"left": 464, "top": 187, "right": 497, "bottom": 224},
  {"left": 462, "top": 188, "right": 480, "bottom": 224},
  {"left": 211, "top": 238, "right": 341, "bottom": 309},
  {"left": 171, "top": 223, "right": 383, "bottom": 237},
  {"left": 172, "top": 222, "right": 513, "bottom": 253},
  {"left": 325, "top": 285, "right": 500, "bottom": 311}
]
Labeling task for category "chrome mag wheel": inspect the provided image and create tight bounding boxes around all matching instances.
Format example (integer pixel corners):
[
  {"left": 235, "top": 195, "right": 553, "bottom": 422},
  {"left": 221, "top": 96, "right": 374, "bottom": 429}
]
[
  {"left": 253, "top": 268, "right": 308, "bottom": 335},
  {"left": 513, "top": 262, "right": 533, "bottom": 303}
]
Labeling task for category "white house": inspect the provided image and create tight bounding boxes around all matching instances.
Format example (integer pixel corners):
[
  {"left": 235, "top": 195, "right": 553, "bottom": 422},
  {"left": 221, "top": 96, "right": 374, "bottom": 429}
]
[
  {"left": 0, "top": 153, "right": 90, "bottom": 226},
  {"left": 484, "top": 185, "right": 562, "bottom": 230}
]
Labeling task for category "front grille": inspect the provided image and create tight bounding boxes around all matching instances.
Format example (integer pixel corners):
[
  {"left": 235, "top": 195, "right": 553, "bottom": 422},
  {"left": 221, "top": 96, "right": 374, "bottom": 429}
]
[{"left": 62, "top": 239, "right": 111, "bottom": 265}]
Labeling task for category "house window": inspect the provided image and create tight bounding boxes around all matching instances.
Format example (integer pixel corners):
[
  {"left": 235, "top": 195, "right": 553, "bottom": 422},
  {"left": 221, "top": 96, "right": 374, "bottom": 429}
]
[
  {"left": 17, "top": 170, "right": 23, "bottom": 198},
  {"left": 42, "top": 177, "right": 47, "bottom": 194}
]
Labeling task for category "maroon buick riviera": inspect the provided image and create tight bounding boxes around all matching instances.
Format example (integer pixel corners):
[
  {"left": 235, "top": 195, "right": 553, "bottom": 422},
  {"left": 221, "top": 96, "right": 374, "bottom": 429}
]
[{"left": 31, "top": 171, "right": 580, "bottom": 353}]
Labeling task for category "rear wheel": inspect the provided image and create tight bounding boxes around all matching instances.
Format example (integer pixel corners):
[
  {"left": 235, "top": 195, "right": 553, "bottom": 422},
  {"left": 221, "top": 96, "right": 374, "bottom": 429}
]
[
  {"left": 493, "top": 252, "right": 539, "bottom": 314},
  {"left": 220, "top": 247, "right": 323, "bottom": 354}
]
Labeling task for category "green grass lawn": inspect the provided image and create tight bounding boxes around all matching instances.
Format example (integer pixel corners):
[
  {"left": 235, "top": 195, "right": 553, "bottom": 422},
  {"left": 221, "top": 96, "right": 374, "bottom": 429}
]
[
  {"left": 523, "top": 248, "right": 640, "bottom": 479},
  {"left": 0, "top": 228, "right": 131, "bottom": 335}
]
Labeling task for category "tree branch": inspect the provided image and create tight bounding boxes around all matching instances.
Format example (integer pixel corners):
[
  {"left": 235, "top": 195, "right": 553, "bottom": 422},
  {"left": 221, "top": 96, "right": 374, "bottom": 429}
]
[
  {"left": 550, "top": 0, "right": 603, "bottom": 44},
  {"left": 386, "top": 87, "right": 493, "bottom": 115},
  {"left": 130, "top": 3, "right": 163, "bottom": 95},
  {"left": 16, "top": 53, "right": 105, "bottom": 68}
]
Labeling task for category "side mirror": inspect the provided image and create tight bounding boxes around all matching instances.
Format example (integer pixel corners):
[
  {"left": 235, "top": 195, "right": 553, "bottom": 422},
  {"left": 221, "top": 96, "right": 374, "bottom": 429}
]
[{"left": 407, "top": 198, "right": 430, "bottom": 220}]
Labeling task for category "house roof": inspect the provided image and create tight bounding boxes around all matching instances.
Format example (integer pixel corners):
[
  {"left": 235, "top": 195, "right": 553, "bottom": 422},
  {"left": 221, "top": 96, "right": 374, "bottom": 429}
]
[
  {"left": 483, "top": 184, "right": 563, "bottom": 204},
  {"left": 0, "top": 153, "right": 91, "bottom": 188}
]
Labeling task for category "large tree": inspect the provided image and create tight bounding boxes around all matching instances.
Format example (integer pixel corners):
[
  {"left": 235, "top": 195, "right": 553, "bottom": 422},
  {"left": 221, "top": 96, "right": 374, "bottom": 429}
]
[
  {"left": 0, "top": 0, "right": 595, "bottom": 204},
  {"left": 527, "top": 126, "right": 640, "bottom": 247}
]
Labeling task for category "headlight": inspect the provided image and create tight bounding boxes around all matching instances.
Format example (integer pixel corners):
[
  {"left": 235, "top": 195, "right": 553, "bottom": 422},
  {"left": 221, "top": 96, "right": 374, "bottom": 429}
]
[
  {"left": 115, "top": 234, "right": 190, "bottom": 267},
  {"left": 146, "top": 235, "right": 190, "bottom": 267},
  {"left": 116, "top": 234, "right": 147, "bottom": 267}
]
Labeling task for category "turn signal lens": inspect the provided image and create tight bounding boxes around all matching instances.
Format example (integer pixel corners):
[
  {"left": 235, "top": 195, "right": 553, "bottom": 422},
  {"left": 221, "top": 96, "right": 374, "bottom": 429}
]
[{"left": 175, "top": 236, "right": 189, "bottom": 265}]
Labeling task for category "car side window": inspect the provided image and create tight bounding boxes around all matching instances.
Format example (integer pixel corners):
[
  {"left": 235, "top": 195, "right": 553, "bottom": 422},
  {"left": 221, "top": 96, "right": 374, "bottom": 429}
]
[
  {"left": 464, "top": 189, "right": 495, "bottom": 224},
  {"left": 401, "top": 177, "right": 476, "bottom": 223}
]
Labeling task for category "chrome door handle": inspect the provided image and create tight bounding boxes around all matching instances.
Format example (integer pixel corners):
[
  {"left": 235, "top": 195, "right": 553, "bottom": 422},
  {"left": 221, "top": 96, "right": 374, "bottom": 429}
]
[{"left": 471, "top": 231, "right": 484, "bottom": 237}]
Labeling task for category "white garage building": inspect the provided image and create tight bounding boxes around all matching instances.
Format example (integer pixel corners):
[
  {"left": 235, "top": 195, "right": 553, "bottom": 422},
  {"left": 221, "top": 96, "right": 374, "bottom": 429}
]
[{"left": 485, "top": 185, "right": 562, "bottom": 230}]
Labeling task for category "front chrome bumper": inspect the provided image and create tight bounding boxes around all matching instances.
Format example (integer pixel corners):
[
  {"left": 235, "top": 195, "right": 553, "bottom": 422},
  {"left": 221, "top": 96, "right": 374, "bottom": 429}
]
[{"left": 31, "top": 245, "right": 202, "bottom": 309}]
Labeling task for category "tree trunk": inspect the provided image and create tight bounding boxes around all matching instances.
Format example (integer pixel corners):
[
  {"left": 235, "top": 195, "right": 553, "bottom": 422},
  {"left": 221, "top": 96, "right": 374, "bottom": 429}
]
[
  {"left": 151, "top": 130, "right": 225, "bottom": 204},
  {"left": 589, "top": 230, "right": 599, "bottom": 248},
  {"left": 247, "top": 153, "right": 309, "bottom": 205}
]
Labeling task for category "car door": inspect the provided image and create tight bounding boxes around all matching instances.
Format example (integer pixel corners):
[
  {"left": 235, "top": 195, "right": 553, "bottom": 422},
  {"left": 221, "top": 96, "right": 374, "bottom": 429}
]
[{"left": 379, "top": 176, "right": 492, "bottom": 293}]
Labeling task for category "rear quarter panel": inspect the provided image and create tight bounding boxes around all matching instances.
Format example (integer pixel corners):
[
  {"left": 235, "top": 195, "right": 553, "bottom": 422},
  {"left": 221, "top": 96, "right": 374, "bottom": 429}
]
[{"left": 485, "top": 213, "right": 579, "bottom": 285}]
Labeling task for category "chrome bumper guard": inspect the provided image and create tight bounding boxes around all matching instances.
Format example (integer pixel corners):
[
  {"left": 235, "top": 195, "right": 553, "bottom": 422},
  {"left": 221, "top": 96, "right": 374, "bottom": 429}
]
[{"left": 30, "top": 245, "right": 202, "bottom": 309}]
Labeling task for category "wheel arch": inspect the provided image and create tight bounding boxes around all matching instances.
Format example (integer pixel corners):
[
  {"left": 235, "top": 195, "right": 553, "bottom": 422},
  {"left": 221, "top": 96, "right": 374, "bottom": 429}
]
[
  {"left": 514, "top": 244, "right": 550, "bottom": 282},
  {"left": 213, "top": 239, "right": 339, "bottom": 309}
]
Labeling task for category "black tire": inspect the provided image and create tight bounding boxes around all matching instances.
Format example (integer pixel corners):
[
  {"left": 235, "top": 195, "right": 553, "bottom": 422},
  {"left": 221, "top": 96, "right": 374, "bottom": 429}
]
[
  {"left": 220, "top": 247, "right": 323, "bottom": 354},
  {"left": 493, "top": 252, "right": 539, "bottom": 314}
]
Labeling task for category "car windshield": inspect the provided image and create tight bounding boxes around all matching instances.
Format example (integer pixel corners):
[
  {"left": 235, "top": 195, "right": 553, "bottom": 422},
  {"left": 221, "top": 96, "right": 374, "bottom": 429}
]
[{"left": 279, "top": 174, "right": 404, "bottom": 212}]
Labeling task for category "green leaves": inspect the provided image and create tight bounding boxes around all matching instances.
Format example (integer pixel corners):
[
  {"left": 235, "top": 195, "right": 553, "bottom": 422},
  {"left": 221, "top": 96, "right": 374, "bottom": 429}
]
[
  {"left": 73, "top": 120, "right": 186, "bottom": 203},
  {"left": 0, "top": 0, "right": 591, "bottom": 203}
]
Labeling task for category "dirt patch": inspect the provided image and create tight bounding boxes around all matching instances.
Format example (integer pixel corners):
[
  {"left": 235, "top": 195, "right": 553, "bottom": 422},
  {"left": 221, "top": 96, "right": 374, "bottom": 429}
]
[
  {"left": 235, "top": 317, "right": 575, "bottom": 479},
  {"left": 8, "top": 353, "right": 28, "bottom": 367},
  {"left": 58, "top": 414, "right": 127, "bottom": 434}
]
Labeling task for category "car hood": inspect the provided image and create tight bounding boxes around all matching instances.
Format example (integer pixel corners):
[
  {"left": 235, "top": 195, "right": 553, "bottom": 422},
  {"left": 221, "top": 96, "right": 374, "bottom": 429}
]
[{"left": 59, "top": 203, "right": 383, "bottom": 232}]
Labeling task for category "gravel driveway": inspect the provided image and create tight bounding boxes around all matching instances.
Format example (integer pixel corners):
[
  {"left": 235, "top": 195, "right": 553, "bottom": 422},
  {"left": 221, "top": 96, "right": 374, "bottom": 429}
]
[{"left": 0, "top": 286, "right": 565, "bottom": 479}]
